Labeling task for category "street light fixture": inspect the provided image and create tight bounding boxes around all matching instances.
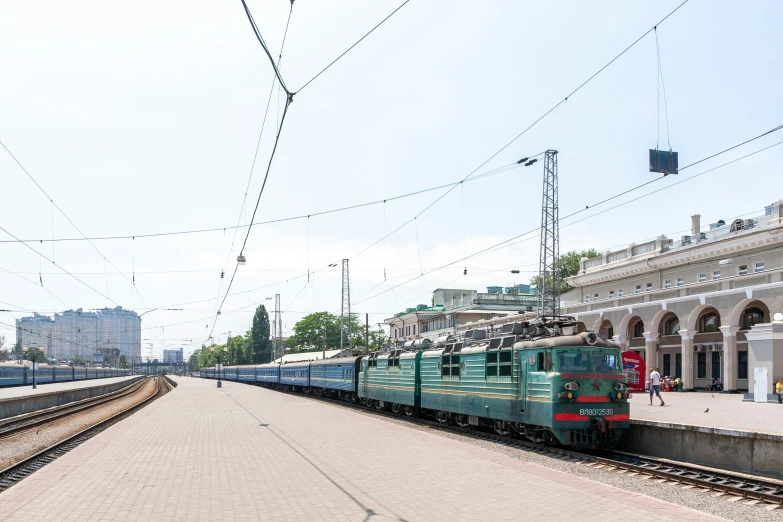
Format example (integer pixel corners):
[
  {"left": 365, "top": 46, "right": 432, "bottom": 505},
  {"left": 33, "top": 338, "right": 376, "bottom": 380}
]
[
  {"left": 22, "top": 346, "right": 46, "bottom": 389},
  {"left": 210, "top": 346, "right": 229, "bottom": 388}
]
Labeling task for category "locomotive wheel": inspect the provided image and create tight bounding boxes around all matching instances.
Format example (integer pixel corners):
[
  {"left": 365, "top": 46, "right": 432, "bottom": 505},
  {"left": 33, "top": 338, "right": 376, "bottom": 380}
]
[
  {"left": 455, "top": 414, "right": 470, "bottom": 428},
  {"left": 403, "top": 405, "right": 414, "bottom": 417},
  {"left": 374, "top": 400, "right": 383, "bottom": 410},
  {"left": 436, "top": 411, "right": 449, "bottom": 424},
  {"left": 493, "top": 420, "right": 510, "bottom": 436},
  {"left": 391, "top": 403, "right": 400, "bottom": 414}
]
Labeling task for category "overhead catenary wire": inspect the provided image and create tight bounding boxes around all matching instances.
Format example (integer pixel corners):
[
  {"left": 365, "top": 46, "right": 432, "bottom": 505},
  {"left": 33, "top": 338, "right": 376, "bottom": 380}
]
[
  {"left": 239, "top": 0, "right": 290, "bottom": 95},
  {"left": 352, "top": 136, "right": 783, "bottom": 306},
  {"left": 341, "top": 0, "right": 692, "bottom": 272},
  {"left": 0, "top": 137, "right": 166, "bottom": 346},
  {"left": 223, "top": 1, "right": 294, "bottom": 278},
  {"left": 3, "top": 161, "right": 526, "bottom": 245},
  {"left": 209, "top": 71, "right": 295, "bottom": 342},
  {"left": 0, "top": 224, "right": 120, "bottom": 306},
  {"left": 295, "top": 0, "right": 412, "bottom": 94}
]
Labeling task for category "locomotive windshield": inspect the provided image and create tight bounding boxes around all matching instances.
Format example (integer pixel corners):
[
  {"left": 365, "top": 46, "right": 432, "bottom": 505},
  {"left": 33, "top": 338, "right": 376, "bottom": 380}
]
[{"left": 556, "top": 350, "right": 621, "bottom": 372}]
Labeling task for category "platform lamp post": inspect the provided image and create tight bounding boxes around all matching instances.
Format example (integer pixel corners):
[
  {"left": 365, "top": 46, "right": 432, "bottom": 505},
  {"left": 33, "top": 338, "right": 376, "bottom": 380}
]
[
  {"left": 23, "top": 347, "right": 45, "bottom": 389},
  {"left": 211, "top": 346, "right": 228, "bottom": 388}
]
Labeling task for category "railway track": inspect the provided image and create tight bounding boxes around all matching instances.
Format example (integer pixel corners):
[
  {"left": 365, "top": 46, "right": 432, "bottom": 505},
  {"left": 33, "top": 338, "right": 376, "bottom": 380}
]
[
  {"left": 261, "top": 384, "right": 783, "bottom": 508},
  {"left": 0, "top": 377, "right": 169, "bottom": 493},
  {"left": 0, "top": 377, "right": 148, "bottom": 439}
]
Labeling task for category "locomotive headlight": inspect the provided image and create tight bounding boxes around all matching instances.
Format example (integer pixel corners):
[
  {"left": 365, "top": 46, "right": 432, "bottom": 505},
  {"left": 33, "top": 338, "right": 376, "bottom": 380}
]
[
  {"left": 613, "top": 382, "right": 627, "bottom": 391},
  {"left": 564, "top": 381, "right": 579, "bottom": 391}
]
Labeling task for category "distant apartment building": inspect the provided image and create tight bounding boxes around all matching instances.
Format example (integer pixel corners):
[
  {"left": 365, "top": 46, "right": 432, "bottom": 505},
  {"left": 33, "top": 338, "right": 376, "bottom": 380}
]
[
  {"left": 16, "top": 306, "right": 141, "bottom": 362},
  {"left": 163, "top": 348, "right": 184, "bottom": 365}
]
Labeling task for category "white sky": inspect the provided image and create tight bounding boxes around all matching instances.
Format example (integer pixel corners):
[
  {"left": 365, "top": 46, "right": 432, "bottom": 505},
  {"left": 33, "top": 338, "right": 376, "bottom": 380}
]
[{"left": 1, "top": 0, "right": 781, "bottom": 359}]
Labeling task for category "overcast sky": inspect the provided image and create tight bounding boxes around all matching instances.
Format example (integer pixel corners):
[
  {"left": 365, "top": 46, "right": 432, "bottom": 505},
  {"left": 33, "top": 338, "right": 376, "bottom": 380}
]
[{"left": 1, "top": 0, "right": 781, "bottom": 359}]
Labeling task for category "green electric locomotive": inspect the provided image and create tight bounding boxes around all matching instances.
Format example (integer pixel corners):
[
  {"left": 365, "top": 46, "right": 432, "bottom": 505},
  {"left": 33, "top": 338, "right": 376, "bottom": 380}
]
[{"left": 359, "top": 322, "right": 629, "bottom": 450}]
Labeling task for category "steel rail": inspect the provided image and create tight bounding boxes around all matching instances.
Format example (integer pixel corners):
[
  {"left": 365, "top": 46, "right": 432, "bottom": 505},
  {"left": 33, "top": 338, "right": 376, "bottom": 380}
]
[
  {"left": 0, "top": 377, "right": 147, "bottom": 439},
  {"left": 0, "top": 377, "right": 166, "bottom": 493}
]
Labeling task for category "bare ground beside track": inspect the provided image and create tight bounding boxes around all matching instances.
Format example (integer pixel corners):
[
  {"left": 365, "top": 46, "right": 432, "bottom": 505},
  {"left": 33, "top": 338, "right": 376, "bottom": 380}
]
[{"left": 0, "top": 378, "right": 159, "bottom": 470}]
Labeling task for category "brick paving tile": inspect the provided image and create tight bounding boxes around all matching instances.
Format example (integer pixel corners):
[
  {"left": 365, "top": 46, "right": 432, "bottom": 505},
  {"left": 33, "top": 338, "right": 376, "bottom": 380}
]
[
  {"left": 0, "top": 378, "right": 728, "bottom": 521},
  {"left": 630, "top": 391, "right": 783, "bottom": 435}
]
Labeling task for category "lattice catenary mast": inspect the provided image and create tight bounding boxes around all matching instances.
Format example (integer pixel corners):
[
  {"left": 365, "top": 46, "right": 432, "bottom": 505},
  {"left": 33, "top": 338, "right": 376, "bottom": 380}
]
[
  {"left": 274, "top": 294, "right": 282, "bottom": 361},
  {"left": 537, "top": 150, "right": 561, "bottom": 318},
  {"left": 339, "top": 259, "right": 352, "bottom": 352}
]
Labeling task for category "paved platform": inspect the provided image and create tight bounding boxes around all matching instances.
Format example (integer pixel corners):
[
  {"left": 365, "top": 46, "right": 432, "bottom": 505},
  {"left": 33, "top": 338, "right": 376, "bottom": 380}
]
[
  {"left": 0, "top": 376, "right": 138, "bottom": 401},
  {"left": 0, "top": 377, "right": 723, "bottom": 521},
  {"left": 630, "top": 391, "right": 783, "bottom": 437}
]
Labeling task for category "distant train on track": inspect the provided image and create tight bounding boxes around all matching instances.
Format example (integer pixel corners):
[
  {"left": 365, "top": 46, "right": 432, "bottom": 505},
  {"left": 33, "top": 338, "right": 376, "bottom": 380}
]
[
  {"left": 202, "top": 318, "right": 630, "bottom": 449},
  {"left": 0, "top": 364, "right": 130, "bottom": 388}
]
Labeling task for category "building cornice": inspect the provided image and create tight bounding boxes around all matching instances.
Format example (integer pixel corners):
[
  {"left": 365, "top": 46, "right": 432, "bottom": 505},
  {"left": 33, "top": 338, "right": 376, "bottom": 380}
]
[
  {"left": 568, "top": 279, "right": 783, "bottom": 320},
  {"left": 570, "top": 227, "right": 783, "bottom": 287}
]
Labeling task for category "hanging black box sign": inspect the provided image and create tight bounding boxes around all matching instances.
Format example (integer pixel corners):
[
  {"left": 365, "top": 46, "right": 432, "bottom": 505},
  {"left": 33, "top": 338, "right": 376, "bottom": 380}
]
[{"left": 649, "top": 149, "right": 678, "bottom": 175}]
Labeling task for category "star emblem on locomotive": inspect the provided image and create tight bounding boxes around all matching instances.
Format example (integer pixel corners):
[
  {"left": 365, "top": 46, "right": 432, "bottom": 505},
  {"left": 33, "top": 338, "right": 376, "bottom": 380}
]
[{"left": 592, "top": 381, "right": 602, "bottom": 391}]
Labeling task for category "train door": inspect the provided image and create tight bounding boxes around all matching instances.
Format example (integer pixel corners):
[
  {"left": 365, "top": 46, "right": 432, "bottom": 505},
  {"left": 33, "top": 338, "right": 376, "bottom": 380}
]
[{"left": 518, "top": 350, "right": 528, "bottom": 417}]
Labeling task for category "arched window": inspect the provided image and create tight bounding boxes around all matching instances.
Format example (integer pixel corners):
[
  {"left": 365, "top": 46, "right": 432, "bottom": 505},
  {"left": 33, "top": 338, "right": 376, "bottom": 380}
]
[
  {"left": 632, "top": 320, "right": 644, "bottom": 338},
  {"left": 698, "top": 312, "right": 720, "bottom": 333},
  {"left": 741, "top": 307, "right": 765, "bottom": 330},
  {"left": 664, "top": 316, "right": 680, "bottom": 336}
]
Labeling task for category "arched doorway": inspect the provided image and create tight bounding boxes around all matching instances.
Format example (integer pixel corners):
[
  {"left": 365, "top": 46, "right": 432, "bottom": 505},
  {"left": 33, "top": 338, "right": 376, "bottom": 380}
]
[
  {"left": 687, "top": 305, "right": 723, "bottom": 389},
  {"left": 649, "top": 311, "right": 682, "bottom": 380},
  {"left": 597, "top": 318, "right": 614, "bottom": 340}
]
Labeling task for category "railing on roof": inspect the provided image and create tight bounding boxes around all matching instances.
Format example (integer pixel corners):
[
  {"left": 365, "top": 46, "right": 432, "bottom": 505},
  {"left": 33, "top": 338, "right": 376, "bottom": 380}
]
[
  {"left": 584, "top": 257, "right": 603, "bottom": 269},
  {"left": 632, "top": 241, "right": 657, "bottom": 256},
  {"left": 607, "top": 251, "right": 626, "bottom": 263}
]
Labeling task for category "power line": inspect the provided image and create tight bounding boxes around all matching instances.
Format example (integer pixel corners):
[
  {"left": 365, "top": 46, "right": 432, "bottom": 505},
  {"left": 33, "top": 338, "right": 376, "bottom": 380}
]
[
  {"left": 0, "top": 138, "right": 165, "bottom": 340},
  {"left": 344, "top": 1, "right": 692, "bottom": 266},
  {"left": 222, "top": 1, "right": 295, "bottom": 282},
  {"left": 0, "top": 224, "right": 120, "bottom": 306},
  {"left": 295, "top": 0, "right": 412, "bottom": 94},
  {"left": 1, "top": 161, "right": 524, "bottom": 245},
  {"left": 352, "top": 136, "right": 783, "bottom": 306},
  {"left": 239, "top": 0, "right": 290, "bottom": 94}
]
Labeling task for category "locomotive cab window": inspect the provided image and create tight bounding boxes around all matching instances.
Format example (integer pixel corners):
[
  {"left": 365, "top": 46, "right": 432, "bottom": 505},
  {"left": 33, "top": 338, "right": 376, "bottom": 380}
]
[
  {"left": 486, "top": 349, "right": 512, "bottom": 377},
  {"left": 556, "top": 350, "right": 620, "bottom": 372},
  {"left": 442, "top": 354, "right": 460, "bottom": 377}
]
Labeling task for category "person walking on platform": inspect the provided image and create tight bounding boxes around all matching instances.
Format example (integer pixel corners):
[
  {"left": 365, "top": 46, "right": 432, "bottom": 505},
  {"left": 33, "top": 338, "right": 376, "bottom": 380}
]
[
  {"left": 776, "top": 378, "right": 783, "bottom": 404},
  {"left": 649, "top": 368, "right": 665, "bottom": 406}
]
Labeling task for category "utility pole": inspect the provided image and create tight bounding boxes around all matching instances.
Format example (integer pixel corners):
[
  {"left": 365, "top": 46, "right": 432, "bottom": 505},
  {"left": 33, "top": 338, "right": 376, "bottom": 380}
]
[
  {"left": 537, "top": 150, "right": 561, "bottom": 318},
  {"left": 274, "top": 294, "right": 282, "bottom": 362},
  {"left": 365, "top": 313, "right": 369, "bottom": 354},
  {"left": 339, "top": 259, "right": 352, "bottom": 354}
]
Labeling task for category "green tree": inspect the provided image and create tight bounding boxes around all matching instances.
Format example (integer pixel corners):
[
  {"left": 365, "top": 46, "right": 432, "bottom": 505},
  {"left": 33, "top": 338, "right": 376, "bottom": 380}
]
[
  {"left": 286, "top": 312, "right": 340, "bottom": 352},
  {"left": 119, "top": 354, "right": 128, "bottom": 369},
  {"left": 227, "top": 332, "right": 253, "bottom": 366},
  {"left": 189, "top": 348, "right": 201, "bottom": 370},
  {"left": 530, "top": 249, "right": 600, "bottom": 293},
  {"left": 251, "top": 305, "right": 271, "bottom": 363},
  {"left": 286, "top": 312, "right": 369, "bottom": 353},
  {"left": 70, "top": 356, "right": 88, "bottom": 366}
]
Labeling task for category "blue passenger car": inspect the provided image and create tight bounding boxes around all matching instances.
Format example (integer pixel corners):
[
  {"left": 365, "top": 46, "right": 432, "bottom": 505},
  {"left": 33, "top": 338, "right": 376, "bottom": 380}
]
[
  {"left": 279, "top": 362, "right": 310, "bottom": 388},
  {"left": 255, "top": 363, "right": 280, "bottom": 384},
  {"left": 34, "top": 366, "right": 55, "bottom": 384},
  {"left": 238, "top": 365, "right": 256, "bottom": 382},
  {"left": 0, "top": 365, "right": 26, "bottom": 387},
  {"left": 310, "top": 356, "right": 361, "bottom": 395}
]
